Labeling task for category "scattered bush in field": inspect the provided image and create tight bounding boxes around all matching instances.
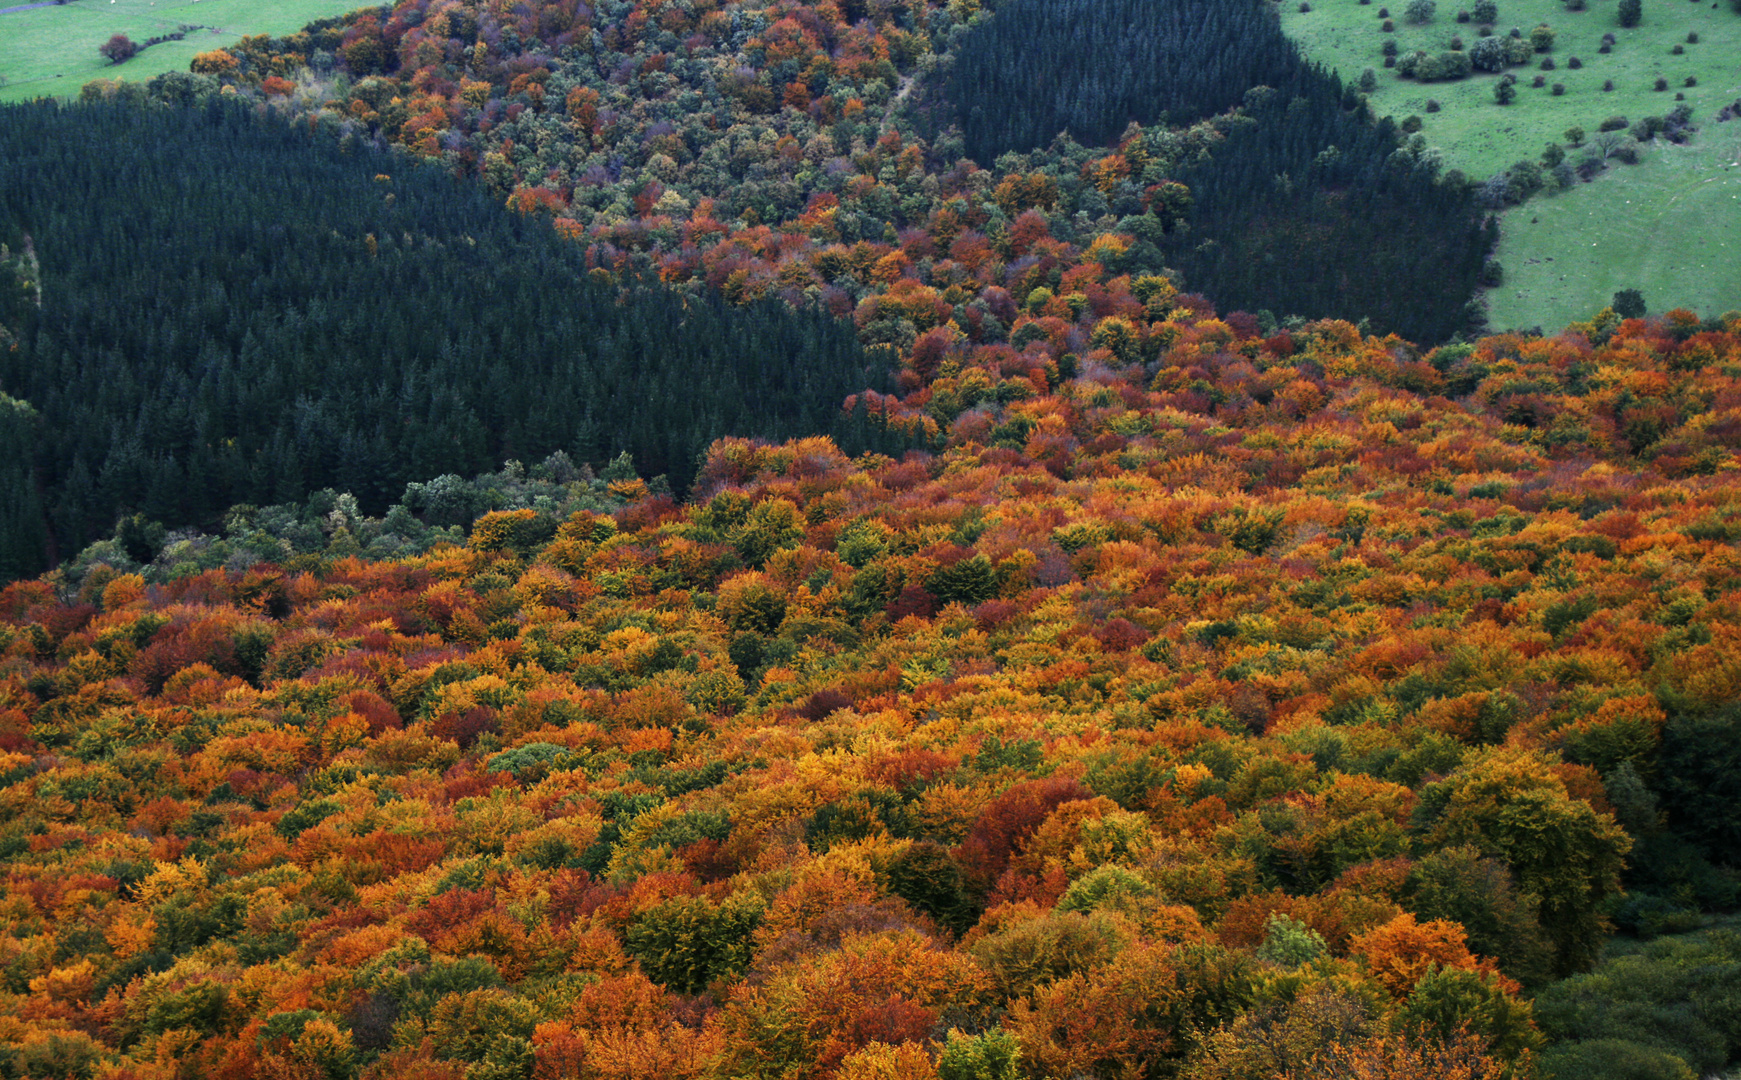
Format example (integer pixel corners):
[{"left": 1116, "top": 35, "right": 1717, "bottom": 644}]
[{"left": 99, "top": 34, "right": 138, "bottom": 64}]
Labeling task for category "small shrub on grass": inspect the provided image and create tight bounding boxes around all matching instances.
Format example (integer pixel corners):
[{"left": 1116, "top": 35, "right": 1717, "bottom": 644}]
[
  {"left": 1426, "top": 97, "right": 1442, "bottom": 110},
  {"left": 1684, "top": 76, "right": 1695, "bottom": 87},
  {"left": 1654, "top": 77, "right": 1668, "bottom": 90},
  {"left": 1568, "top": 55, "right": 1582, "bottom": 67},
  {"left": 1599, "top": 114, "right": 1629, "bottom": 130},
  {"left": 1618, "top": 0, "right": 1641, "bottom": 25},
  {"left": 1383, "top": 18, "right": 1396, "bottom": 28},
  {"left": 1603, "top": 79, "right": 1615, "bottom": 90},
  {"left": 1687, "top": 31, "right": 1698, "bottom": 42},
  {"left": 1532, "top": 74, "right": 1546, "bottom": 86},
  {"left": 1553, "top": 82, "right": 1565, "bottom": 94},
  {"left": 1671, "top": 43, "right": 1683, "bottom": 52}
]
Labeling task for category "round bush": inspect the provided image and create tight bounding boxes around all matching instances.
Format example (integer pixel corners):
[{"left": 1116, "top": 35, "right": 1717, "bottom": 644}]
[
  {"left": 1532, "top": 74, "right": 1546, "bottom": 86},
  {"left": 1383, "top": 18, "right": 1396, "bottom": 28},
  {"left": 1599, "top": 114, "right": 1629, "bottom": 130},
  {"left": 1542, "top": 56, "right": 1556, "bottom": 68},
  {"left": 1604, "top": 79, "right": 1615, "bottom": 90},
  {"left": 1384, "top": 54, "right": 1397, "bottom": 66},
  {"left": 1688, "top": 31, "right": 1699, "bottom": 41},
  {"left": 1458, "top": 7, "right": 1471, "bottom": 18},
  {"left": 1599, "top": 42, "right": 1612, "bottom": 52},
  {"left": 1655, "top": 77, "right": 1668, "bottom": 90},
  {"left": 1426, "top": 97, "right": 1442, "bottom": 111},
  {"left": 1675, "top": 91, "right": 1684, "bottom": 99},
  {"left": 1553, "top": 82, "right": 1566, "bottom": 94},
  {"left": 1451, "top": 34, "right": 1464, "bottom": 47},
  {"left": 1685, "top": 76, "right": 1696, "bottom": 86},
  {"left": 1671, "top": 44, "right": 1684, "bottom": 53},
  {"left": 1569, "top": 55, "right": 1582, "bottom": 67},
  {"left": 1402, "top": 114, "right": 1425, "bottom": 131},
  {"left": 1478, "top": 23, "right": 1494, "bottom": 34},
  {"left": 1378, "top": 5, "right": 1390, "bottom": 13}
]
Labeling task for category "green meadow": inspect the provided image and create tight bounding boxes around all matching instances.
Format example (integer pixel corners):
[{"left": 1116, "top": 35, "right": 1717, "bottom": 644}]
[
  {"left": 1487, "top": 116, "right": 1741, "bottom": 331},
  {"left": 1280, "top": 0, "right": 1741, "bottom": 325},
  {"left": 0, "top": 0, "right": 366, "bottom": 103}
]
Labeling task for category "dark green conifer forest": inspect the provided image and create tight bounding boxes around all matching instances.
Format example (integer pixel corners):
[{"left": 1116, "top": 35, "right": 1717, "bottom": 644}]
[
  {"left": 945, "top": 0, "right": 1493, "bottom": 341},
  {"left": 0, "top": 99, "right": 895, "bottom": 577}
]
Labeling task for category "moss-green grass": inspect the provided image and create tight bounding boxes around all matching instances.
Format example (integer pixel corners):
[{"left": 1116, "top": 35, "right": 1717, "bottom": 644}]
[
  {"left": 1281, "top": 0, "right": 1741, "bottom": 330},
  {"left": 1486, "top": 116, "right": 1741, "bottom": 330},
  {"left": 0, "top": 0, "right": 366, "bottom": 104},
  {"left": 1281, "top": 0, "right": 1741, "bottom": 180}
]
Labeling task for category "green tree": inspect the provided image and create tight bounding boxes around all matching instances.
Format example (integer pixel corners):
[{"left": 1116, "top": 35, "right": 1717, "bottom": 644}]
[
  {"left": 1613, "top": 288, "right": 1647, "bottom": 319},
  {"left": 1494, "top": 78, "right": 1517, "bottom": 104},
  {"left": 1618, "top": 0, "right": 1642, "bottom": 26},
  {"left": 1413, "top": 751, "right": 1631, "bottom": 975}
]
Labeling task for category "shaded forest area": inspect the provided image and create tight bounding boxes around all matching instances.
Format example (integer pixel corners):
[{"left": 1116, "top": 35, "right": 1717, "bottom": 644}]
[
  {"left": 0, "top": 99, "right": 898, "bottom": 581},
  {"left": 945, "top": 0, "right": 1495, "bottom": 342}
]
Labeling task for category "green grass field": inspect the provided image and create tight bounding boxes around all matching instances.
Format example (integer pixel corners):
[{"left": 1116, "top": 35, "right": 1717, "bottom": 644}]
[
  {"left": 1281, "top": 0, "right": 1741, "bottom": 180},
  {"left": 1486, "top": 115, "right": 1741, "bottom": 330},
  {"left": 1281, "top": 0, "right": 1741, "bottom": 329},
  {"left": 0, "top": 0, "right": 366, "bottom": 104}
]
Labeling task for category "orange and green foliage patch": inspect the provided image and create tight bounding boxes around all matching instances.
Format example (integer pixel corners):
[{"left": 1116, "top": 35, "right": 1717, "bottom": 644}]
[{"left": 4, "top": 301, "right": 1741, "bottom": 1078}]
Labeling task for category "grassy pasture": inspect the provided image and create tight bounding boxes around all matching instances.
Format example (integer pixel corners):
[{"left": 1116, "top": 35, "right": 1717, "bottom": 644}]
[
  {"left": 1280, "top": 0, "right": 1741, "bottom": 327},
  {"left": 0, "top": 0, "right": 365, "bottom": 103},
  {"left": 1281, "top": 0, "right": 1741, "bottom": 180},
  {"left": 1486, "top": 116, "right": 1741, "bottom": 331}
]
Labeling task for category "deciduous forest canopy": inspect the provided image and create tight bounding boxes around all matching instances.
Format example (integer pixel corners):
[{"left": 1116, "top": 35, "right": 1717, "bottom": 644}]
[{"left": 1, "top": 0, "right": 1740, "bottom": 1077}]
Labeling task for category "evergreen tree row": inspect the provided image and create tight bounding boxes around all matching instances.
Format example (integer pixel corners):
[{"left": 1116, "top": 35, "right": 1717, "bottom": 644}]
[{"left": 0, "top": 98, "right": 897, "bottom": 579}]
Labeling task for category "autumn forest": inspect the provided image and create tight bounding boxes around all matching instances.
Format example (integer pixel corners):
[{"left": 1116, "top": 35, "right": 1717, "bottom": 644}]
[{"left": 3, "top": 0, "right": 1741, "bottom": 1078}]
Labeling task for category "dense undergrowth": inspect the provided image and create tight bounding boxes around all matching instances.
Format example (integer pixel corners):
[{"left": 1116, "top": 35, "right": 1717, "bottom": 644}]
[{"left": 4, "top": 300, "right": 1741, "bottom": 1079}]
